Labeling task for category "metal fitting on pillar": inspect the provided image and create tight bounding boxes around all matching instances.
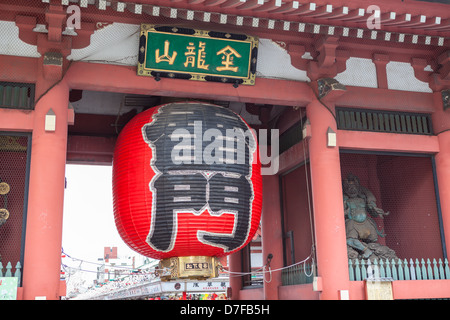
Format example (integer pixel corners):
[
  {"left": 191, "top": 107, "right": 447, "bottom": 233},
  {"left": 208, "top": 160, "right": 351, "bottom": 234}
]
[
  {"left": 43, "top": 52, "right": 63, "bottom": 81},
  {"left": 442, "top": 89, "right": 450, "bottom": 111},
  {"left": 317, "top": 78, "right": 346, "bottom": 101}
]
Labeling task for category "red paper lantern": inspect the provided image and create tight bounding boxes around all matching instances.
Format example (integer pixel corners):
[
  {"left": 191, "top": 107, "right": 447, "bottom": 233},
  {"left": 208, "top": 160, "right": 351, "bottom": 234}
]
[{"left": 112, "top": 102, "right": 262, "bottom": 272}]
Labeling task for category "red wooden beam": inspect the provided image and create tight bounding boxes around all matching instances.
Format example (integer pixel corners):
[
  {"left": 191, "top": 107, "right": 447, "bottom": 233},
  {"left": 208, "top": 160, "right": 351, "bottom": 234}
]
[
  {"left": 0, "top": 109, "right": 34, "bottom": 132},
  {"left": 64, "top": 61, "right": 314, "bottom": 106},
  {"left": 338, "top": 130, "right": 440, "bottom": 154},
  {"left": 335, "top": 86, "right": 435, "bottom": 113},
  {"left": 67, "top": 135, "right": 116, "bottom": 165}
]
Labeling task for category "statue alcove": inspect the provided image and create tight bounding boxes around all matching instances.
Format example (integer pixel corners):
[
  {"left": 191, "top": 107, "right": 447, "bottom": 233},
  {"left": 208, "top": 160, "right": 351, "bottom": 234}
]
[{"left": 340, "top": 152, "right": 444, "bottom": 261}]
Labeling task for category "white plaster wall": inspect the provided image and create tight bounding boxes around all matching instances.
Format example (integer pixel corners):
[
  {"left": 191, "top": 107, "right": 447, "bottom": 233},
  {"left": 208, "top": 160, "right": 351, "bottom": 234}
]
[
  {"left": 68, "top": 23, "right": 140, "bottom": 65},
  {"left": 0, "top": 21, "right": 40, "bottom": 58},
  {"left": 256, "top": 39, "right": 310, "bottom": 82},
  {"left": 334, "top": 57, "right": 378, "bottom": 88},
  {"left": 386, "top": 61, "right": 432, "bottom": 93}
]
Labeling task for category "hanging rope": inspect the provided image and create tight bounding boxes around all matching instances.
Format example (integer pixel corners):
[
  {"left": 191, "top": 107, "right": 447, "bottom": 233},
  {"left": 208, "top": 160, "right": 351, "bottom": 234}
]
[
  {"left": 220, "top": 112, "right": 319, "bottom": 280},
  {"left": 300, "top": 114, "right": 317, "bottom": 275},
  {"left": 220, "top": 252, "right": 315, "bottom": 278}
]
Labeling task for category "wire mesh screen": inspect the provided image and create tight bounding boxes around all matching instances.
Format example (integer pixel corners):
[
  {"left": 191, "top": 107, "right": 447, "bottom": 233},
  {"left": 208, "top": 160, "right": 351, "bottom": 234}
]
[
  {"left": 0, "top": 134, "right": 30, "bottom": 267},
  {"left": 340, "top": 152, "right": 444, "bottom": 261}
]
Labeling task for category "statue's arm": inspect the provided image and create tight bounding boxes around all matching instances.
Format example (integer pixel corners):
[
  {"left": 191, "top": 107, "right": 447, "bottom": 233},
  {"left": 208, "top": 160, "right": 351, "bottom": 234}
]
[{"left": 360, "top": 186, "right": 390, "bottom": 218}]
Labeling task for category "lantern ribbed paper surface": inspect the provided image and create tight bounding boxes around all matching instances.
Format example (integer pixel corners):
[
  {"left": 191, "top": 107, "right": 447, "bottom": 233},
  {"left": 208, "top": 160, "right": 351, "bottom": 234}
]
[{"left": 113, "top": 102, "right": 262, "bottom": 260}]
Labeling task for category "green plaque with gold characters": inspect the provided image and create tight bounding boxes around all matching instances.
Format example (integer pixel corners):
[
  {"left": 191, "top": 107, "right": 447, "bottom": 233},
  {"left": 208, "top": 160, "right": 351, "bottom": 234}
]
[{"left": 137, "top": 24, "right": 258, "bottom": 86}]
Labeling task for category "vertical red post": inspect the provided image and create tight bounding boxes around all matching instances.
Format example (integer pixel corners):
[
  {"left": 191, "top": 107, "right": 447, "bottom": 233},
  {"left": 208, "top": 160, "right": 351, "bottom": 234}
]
[
  {"left": 306, "top": 98, "right": 349, "bottom": 300},
  {"left": 432, "top": 91, "right": 450, "bottom": 260},
  {"left": 22, "top": 63, "right": 69, "bottom": 300},
  {"left": 261, "top": 174, "right": 283, "bottom": 300},
  {"left": 228, "top": 251, "right": 242, "bottom": 300},
  {"left": 434, "top": 131, "right": 450, "bottom": 259}
]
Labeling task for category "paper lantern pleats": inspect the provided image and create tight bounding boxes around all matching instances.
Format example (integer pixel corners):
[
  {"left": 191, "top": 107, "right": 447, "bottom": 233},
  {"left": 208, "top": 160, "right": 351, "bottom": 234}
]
[{"left": 112, "top": 102, "right": 262, "bottom": 260}]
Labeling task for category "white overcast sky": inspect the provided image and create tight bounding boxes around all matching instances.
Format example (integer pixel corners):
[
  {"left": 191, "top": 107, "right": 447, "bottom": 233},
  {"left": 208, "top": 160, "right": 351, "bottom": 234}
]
[{"left": 62, "top": 164, "right": 139, "bottom": 264}]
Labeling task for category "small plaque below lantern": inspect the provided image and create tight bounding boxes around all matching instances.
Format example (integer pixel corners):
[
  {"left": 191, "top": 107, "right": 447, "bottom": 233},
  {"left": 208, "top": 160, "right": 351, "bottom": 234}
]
[{"left": 158, "top": 256, "right": 220, "bottom": 281}]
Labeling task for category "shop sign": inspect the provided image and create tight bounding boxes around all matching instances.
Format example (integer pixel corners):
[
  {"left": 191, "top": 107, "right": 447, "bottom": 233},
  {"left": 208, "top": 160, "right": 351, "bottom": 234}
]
[
  {"left": 137, "top": 25, "right": 258, "bottom": 86},
  {"left": 141, "top": 283, "right": 162, "bottom": 295},
  {"left": 0, "top": 277, "right": 18, "bottom": 300},
  {"left": 161, "top": 281, "right": 186, "bottom": 292},
  {"left": 186, "top": 280, "right": 228, "bottom": 292}
]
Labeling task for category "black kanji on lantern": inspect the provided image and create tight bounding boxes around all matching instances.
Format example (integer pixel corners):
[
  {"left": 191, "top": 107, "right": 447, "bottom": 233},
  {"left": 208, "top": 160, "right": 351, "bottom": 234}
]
[{"left": 142, "top": 103, "right": 256, "bottom": 253}]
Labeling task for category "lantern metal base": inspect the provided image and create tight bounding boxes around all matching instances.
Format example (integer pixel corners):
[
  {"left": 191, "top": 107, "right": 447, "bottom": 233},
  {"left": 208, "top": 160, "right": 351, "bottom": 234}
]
[{"left": 158, "top": 256, "right": 221, "bottom": 281}]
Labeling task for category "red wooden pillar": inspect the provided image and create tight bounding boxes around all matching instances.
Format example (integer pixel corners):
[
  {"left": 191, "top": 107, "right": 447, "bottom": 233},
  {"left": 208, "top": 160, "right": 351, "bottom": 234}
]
[
  {"left": 306, "top": 97, "right": 349, "bottom": 300},
  {"left": 22, "top": 60, "right": 69, "bottom": 300},
  {"left": 228, "top": 251, "right": 242, "bottom": 300},
  {"left": 435, "top": 131, "right": 450, "bottom": 259},
  {"left": 261, "top": 174, "right": 283, "bottom": 300},
  {"left": 431, "top": 90, "right": 450, "bottom": 260}
]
